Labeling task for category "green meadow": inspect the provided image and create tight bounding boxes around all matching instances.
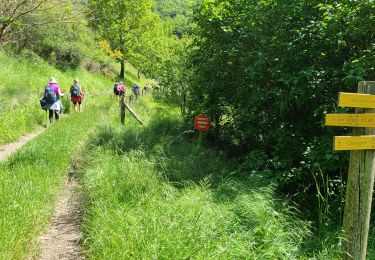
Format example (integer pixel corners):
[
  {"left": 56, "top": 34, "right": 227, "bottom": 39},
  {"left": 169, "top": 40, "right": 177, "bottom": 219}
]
[{"left": 0, "top": 50, "right": 145, "bottom": 144}]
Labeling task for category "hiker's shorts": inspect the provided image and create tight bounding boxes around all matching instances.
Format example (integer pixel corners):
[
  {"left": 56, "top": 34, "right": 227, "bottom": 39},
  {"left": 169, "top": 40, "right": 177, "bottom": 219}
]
[{"left": 71, "top": 96, "right": 82, "bottom": 104}]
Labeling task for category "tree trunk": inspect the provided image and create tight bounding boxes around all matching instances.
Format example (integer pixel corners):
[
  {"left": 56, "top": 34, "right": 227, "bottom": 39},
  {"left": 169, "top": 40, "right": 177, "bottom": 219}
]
[
  {"left": 180, "top": 84, "right": 187, "bottom": 116},
  {"left": 120, "top": 60, "right": 125, "bottom": 79},
  {"left": 0, "top": 24, "right": 9, "bottom": 46}
]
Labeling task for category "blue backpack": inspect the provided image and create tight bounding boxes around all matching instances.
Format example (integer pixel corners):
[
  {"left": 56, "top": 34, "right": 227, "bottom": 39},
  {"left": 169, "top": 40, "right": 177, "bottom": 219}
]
[
  {"left": 45, "top": 86, "right": 57, "bottom": 104},
  {"left": 71, "top": 84, "right": 80, "bottom": 97}
]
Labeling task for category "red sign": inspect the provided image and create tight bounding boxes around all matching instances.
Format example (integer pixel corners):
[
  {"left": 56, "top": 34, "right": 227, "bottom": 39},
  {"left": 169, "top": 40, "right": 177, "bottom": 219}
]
[{"left": 194, "top": 114, "right": 211, "bottom": 131}]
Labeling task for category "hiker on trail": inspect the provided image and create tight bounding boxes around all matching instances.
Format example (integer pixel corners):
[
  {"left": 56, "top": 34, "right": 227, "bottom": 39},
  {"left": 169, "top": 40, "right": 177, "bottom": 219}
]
[
  {"left": 113, "top": 82, "right": 119, "bottom": 97},
  {"left": 132, "top": 84, "right": 140, "bottom": 99},
  {"left": 114, "top": 81, "right": 125, "bottom": 99},
  {"left": 42, "top": 77, "right": 64, "bottom": 124},
  {"left": 143, "top": 83, "right": 150, "bottom": 95},
  {"left": 70, "top": 79, "right": 84, "bottom": 112}
]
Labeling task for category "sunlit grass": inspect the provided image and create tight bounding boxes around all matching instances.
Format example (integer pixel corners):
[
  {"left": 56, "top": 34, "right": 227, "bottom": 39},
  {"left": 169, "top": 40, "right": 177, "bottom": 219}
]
[
  {"left": 0, "top": 98, "right": 112, "bottom": 259},
  {"left": 77, "top": 99, "right": 336, "bottom": 259},
  {"left": 0, "top": 50, "right": 147, "bottom": 144}
]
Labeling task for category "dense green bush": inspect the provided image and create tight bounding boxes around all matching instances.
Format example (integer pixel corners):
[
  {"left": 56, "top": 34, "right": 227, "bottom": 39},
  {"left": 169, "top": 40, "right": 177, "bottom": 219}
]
[
  {"left": 4, "top": 0, "right": 110, "bottom": 71},
  {"left": 185, "top": 0, "right": 375, "bottom": 201}
]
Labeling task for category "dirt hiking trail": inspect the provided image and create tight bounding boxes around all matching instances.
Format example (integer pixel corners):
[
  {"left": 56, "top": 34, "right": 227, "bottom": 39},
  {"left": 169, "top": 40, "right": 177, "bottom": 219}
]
[
  {"left": 38, "top": 171, "right": 84, "bottom": 260},
  {"left": 0, "top": 129, "right": 43, "bottom": 162}
]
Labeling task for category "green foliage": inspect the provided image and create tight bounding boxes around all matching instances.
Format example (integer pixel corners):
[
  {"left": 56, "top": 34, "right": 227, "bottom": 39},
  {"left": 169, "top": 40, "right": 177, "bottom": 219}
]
[
  {"left": 185, "top": 0, "right": 375, "bottom": 204},
  {"left": 87, "top": 0, "right": 159, "bottom": 78},
  {"left": 7, "top": 0, "right": 106, "bottom": 70},
  {"left": 154, "top": 0, "right": 199, "bottom": 37},
  {"left": 0, "top": 0, "right": 46, "bottom": 45}
]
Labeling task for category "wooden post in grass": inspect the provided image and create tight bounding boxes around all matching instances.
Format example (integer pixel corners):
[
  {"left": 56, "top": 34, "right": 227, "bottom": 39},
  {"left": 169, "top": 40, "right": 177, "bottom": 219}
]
[
  {"left": 119, "top": 96, "right": 143, "bottom": 125},
  {"left": 124, "top": 103, "right": 143, "bottom": 125},
  {"left": 341, "top": 81, "right": 375, "bottom": 260},
  {"left": 120, "top": 95, "right": 126, "bottom": 125},
  {"left": 194, "top": 114, "right": 211, "bottom": 146}
]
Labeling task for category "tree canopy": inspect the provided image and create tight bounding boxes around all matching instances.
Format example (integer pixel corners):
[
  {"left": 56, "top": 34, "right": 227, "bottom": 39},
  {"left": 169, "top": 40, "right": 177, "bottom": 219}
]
[{"left": 87, "top": 0, "right": 159, "bottom": 78}]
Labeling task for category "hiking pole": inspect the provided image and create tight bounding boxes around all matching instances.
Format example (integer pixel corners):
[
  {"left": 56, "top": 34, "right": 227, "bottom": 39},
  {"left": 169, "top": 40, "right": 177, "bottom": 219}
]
[{"left": 46, "top": 109, "right": 48, "bottom": 128}]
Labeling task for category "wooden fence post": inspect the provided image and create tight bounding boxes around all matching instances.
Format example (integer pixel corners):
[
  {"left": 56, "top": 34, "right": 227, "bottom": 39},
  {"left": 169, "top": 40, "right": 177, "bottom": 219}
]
[
  {"left": 342, "top": 81, "right": 375, "bottom": 260},
  {"left": 120, "top": 95, "right": 126, "bottom": 125}
]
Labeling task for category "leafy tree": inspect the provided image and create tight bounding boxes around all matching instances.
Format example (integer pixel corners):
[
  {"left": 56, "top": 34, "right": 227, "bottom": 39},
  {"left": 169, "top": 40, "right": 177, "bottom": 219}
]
[
  {"left": 7, "top": 0, "right": 100, "bottom": 70},
  {"left": 87, "top": 0, "right": 158, "bottom": 79},
  {"left": 0, "top": 0, "right": 46, "bottom": 45},
  {"left": 185, "top": 0, "right": 375, "bottom": 200},
  {"left": 154, "top": 0, "right": 200, "bottom": 38}
]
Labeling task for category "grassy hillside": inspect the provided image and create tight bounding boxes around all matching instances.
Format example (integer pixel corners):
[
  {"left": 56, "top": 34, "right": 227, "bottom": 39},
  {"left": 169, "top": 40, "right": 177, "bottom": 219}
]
[
  {"left": 0, "top": 50, "right": 147, "bottom": 144},
  {"left": 0, "top": 46, "right": 150, "bottom": 258}
]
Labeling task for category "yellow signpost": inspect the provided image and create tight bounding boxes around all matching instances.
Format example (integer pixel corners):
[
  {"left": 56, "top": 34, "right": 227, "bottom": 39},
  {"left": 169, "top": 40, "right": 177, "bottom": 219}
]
[
  {"left": 325, "top": 114, "right": 375, "bottom": 128},
  {"left": 338, "top": 92, "right": 375, "bottom": 108},
  {"left": 326, "top": 82, "right": 375, "bottom": 260},
  {"left": 334, "top": 136, "right": 375, "bottom": 151}
]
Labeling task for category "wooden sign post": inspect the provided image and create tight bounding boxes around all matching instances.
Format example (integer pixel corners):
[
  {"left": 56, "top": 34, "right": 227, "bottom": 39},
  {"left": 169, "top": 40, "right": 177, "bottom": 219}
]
[
  {"left": 120, "top": 95, "right": 126, "bottom": 125},
  {"left": 194, "top": 114, "right": 211, "bottom": 145},
  {"left": 119, "top": 95, "right": 144, "bottom": 126},
  {"left": 326, "top": 81, "right": 375, "bottom": 260},
  {"left": 326, "top": 114, "right": 375, "bottom": 128}
]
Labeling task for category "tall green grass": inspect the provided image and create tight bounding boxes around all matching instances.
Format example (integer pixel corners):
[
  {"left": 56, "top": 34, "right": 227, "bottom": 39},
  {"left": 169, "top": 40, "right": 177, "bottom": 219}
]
[
  {"left": 78, "top": 99, "right": 337, "bottom": 259},
  {"left": 0, "top": 98, "right": 112, "bottom": 259}
]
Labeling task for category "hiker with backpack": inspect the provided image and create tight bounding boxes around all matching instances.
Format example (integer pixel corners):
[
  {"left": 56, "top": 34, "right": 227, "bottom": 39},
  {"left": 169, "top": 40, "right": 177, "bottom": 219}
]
[
  {"left": 70, "top": 79, "right": 84, "bottom": 112},
  {"left": 41, "top": 77, "right": 64, "bottom": 124},
  {"left": 143, "top": 83, "right": 150, "bottom": 95},
  {"left": 132, "top": 84, "right": 140, "bottom": 99},
  {"left": 114, "top": 81, "right": 125, "bottom": 99},
  {"left": 113, "top": 83, "right": 119, "bottom": 97}
]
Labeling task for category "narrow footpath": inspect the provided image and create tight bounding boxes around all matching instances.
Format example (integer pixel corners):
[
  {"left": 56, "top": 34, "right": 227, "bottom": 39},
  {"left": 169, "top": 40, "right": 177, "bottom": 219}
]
[
  {"left": 39, "top": 170, "right": 84, "bottom": 260},
  {"left": 0, "top": 129, "right": 44, "bottom": 161}
]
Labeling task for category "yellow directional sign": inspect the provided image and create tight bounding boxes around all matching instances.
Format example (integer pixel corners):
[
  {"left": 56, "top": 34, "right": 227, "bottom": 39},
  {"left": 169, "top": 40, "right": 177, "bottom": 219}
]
[
  {"left": 338, "top": 92, "right": 375, "bottom": 108},
  {"left": 334, "top": 136, "right": 375, "bottom": 151},
  {"left": 325, "top": 114, "right": 375, "bottom": 127}
]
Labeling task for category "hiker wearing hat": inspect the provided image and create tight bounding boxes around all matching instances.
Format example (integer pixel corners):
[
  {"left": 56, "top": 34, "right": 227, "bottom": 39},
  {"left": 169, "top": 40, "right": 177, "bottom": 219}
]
[
  {"left": 117, "top": 81, "right": 125, "bottom": 97},
  {"left": 113, "top": 81, "right": 125, "bottom": 100},
  {"left": 41, "top": 77, "right": 64, "bottom": 124},
  {"left": 70, "top": 79, "right": 84, "bottom": 112}
]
